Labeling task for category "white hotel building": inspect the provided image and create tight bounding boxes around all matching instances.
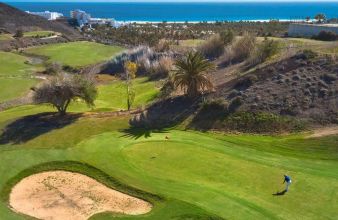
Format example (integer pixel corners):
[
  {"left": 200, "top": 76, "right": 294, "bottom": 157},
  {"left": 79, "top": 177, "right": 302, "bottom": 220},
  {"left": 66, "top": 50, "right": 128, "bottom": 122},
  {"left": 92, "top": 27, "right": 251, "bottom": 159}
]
[{"left": 26, "top": 11, "right": 63, "bottom": 20}]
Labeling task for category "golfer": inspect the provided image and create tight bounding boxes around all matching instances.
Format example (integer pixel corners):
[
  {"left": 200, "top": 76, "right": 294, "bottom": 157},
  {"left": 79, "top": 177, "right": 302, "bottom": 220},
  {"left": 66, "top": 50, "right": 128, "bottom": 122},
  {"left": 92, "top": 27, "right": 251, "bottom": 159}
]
[{"left": 283, "top": 175, "right": 292, "bottom": 192}]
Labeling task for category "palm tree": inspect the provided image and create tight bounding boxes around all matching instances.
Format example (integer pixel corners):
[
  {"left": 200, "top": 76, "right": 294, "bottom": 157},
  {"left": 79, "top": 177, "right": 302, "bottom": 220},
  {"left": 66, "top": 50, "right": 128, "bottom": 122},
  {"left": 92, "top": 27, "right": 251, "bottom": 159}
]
[{"left": 173, "top": 51, "right": 215, "bottom": 97}]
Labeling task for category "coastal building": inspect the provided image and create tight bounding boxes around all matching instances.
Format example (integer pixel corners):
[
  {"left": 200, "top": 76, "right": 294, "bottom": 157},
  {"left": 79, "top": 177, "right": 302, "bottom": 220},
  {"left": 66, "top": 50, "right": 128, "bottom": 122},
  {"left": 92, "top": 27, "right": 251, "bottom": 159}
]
[
  {"left": 288, "top": 23, "right": 338, "bottom": 37},
  {"left": 70, "top": 9, "right": 127, "bottom": 28},
  {"left": 70, "top": 10, "right": 91, "bottom": 27},
  {"left": 26, "top": 11, "right": 63, "bottom": 20}
]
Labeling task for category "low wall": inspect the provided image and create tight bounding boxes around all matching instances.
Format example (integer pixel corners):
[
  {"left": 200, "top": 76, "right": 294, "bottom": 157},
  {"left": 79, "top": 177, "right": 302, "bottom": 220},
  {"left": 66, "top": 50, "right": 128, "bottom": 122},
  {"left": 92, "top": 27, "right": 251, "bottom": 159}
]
[{"left": 288, "top": 23, "right": 338, "bottom": 37}]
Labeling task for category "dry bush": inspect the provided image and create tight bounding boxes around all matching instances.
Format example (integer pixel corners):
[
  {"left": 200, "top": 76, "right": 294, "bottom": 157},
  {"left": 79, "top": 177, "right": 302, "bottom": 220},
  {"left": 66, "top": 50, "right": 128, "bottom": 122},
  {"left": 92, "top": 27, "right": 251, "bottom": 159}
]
[
  {"left": 44, "top": 62, "right": 63, "bottom": 75},
  {"left": 198, "top": 34, "right": 225, "bottom": 59},
  {"left": 107, "top": 46, "right": 154, "bottom": 74},
  {"left": 155, "top": 39, "right": 171, "bottom": 52},
  {"left": 148, "top": 56, "right": 174, "bottom": 79},
  {"left": 247, "top": 39, "right": 279, "bottom": 66},
  {"left": 229, "top": 32, "right": 256, "bottom": 63},
  {"left": 136, "top": 54, "right": 152, "bottom": 74}
]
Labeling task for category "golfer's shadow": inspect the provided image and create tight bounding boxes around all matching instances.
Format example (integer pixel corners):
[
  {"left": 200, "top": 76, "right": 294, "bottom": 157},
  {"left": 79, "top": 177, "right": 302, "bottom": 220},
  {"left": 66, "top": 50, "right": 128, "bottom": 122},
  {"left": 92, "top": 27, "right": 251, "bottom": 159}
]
[{"left": 273, "top": 189, "right": 287, "bottom": 196}]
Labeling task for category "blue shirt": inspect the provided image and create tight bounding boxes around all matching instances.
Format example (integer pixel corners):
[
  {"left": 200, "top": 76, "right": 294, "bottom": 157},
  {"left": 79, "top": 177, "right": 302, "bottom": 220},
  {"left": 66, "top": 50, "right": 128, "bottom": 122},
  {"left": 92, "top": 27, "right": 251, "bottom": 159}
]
[{"left": 284, "top": 176, "right": 291, "bottom": 182}]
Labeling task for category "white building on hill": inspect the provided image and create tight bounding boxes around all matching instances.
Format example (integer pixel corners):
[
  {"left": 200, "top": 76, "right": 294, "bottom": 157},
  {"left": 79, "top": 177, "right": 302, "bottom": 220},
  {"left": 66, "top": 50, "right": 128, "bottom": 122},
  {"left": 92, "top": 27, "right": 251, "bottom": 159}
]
[
  {"left": 288, "top": 23, "right": 338, "bottom": 37},
  {"left": 26, "top": 11, "right": 63, "bottom": 20},
  {"left": 70, "top": 10, "right": 91, "bottom": 27},
  {"left": 70, "top": 9, "right": 129, "bottom": 28}
]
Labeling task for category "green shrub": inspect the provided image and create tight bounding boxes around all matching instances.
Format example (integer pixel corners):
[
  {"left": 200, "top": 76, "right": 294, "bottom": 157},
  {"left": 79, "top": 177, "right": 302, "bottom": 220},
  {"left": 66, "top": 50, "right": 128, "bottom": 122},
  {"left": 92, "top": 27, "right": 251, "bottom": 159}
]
[
  {"left": 13, "top": 29, "right": 23, "bottom": 38},
  {"left": 220, "top": 29, "right": 234, "bottom": 46},
  {"left": 235, "top": 75, "right": 258, "bottom": 90},
  {"left": 302, "top": 49, "right": 317, "bottom": 59},
  {"left": 201, "top": 98, "right": 229, "bottom": 112},
  {"left": 228, "top": 97, "right": 243, "bottom": 113},
  {"left": 224, "top": 112, "right": 305, "bottom": 133},
  {"left": 313, "top": 31, "right": 338, "bottom": 41}
]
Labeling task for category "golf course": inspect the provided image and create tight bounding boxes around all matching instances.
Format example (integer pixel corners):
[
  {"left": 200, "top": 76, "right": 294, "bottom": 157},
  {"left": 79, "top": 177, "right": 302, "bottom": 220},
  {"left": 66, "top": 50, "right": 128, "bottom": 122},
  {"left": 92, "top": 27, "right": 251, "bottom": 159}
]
[
  {"left": 0, "top": 22, "right": 337, "bottom": 219},
  {"left": 0, "top": 102, "right": 337, "bottom": 219},
  {"left": 0, "top": 41, "right": 126, "bottom": 104}
]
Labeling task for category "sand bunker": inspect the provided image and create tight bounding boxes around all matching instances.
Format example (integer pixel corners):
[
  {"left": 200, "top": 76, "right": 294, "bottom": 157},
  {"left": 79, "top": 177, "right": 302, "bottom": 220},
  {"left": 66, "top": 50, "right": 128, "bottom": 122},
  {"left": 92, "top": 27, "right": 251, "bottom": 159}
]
[
  {"left": 9, "top": 171, "right": 152, "bottom": 220},
  {"left": 307, "top": 126, "right": 338, "bottom": 138}
]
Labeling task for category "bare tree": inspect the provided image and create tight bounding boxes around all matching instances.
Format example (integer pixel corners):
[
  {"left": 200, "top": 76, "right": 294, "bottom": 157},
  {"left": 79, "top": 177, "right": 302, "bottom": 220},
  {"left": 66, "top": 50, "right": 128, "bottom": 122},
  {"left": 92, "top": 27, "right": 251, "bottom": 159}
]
[{"left": 33, "top": 73, "right": 97, "bottom": 115}]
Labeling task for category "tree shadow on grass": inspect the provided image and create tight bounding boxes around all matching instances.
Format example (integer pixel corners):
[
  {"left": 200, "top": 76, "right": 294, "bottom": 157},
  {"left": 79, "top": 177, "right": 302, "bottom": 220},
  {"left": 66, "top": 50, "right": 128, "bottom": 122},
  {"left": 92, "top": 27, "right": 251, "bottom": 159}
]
[
  {"left": 273, "top": 189, "right": 287, "bottom": 196},
  {"left": 120, "top": 96, "right": 201, "bottom": 140},
  {"left": 120, "top": 127, "right": 169, "bottom": 140},
  {"left": 188, "top": 102, "right": 228, "bottom": 131},
  {"left": 129, "top": 96, "right": 200, "bottom": 129},
  {"left": 0, "top": 112, "right": 82, "bottom": 145}
]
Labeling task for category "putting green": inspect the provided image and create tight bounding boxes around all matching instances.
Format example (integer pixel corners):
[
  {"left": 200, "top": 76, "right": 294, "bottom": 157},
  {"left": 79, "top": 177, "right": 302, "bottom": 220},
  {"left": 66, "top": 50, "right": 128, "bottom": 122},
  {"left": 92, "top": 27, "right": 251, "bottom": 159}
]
[{"left": 73, "top": 130, "right": 338, "bottom": 220}]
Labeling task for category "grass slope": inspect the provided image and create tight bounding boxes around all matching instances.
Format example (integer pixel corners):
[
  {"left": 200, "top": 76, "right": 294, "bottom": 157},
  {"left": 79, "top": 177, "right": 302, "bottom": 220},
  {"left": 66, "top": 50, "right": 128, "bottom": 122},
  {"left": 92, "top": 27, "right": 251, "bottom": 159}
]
[
  {"left": 0, "top": 52, "right": 40, "bottom": 103},
  {"left": 0, "top": 34, "right": 13, "bottom": 41},
  {"left": 0, "top": 104, "right": 337, "bottom": 219},
  {"left": 0, "top": 52, "right": 37, "bottom": 77},
  {"left": 23, "top": 31, "right": 56, "bottom": 38},
  {"left": 69, "top": 77, "right": 159, "bottom": 112},
  {"left": 0, "top": 79, "right": 37, "bottom": 103},
  {"left": 25, "top": 41, "right": 125, "bottom": 68}
]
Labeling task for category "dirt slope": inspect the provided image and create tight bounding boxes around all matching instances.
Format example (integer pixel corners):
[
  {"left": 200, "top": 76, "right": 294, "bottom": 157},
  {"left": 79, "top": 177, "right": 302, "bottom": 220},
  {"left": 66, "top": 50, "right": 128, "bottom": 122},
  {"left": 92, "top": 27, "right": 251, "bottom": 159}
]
[
  {"left": 215, "top": 52, "right": 338, "bottom": 123},
  {"left": 0, "top": 3, "right": 81, "bottom": 39}
]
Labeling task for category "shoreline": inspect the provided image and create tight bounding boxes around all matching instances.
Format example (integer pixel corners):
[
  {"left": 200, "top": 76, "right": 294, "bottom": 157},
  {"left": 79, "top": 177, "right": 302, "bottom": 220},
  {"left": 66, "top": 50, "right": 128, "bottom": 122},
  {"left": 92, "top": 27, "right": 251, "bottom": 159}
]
[{"left": 117, "top": 19, "right": 315, "bottom": 24}]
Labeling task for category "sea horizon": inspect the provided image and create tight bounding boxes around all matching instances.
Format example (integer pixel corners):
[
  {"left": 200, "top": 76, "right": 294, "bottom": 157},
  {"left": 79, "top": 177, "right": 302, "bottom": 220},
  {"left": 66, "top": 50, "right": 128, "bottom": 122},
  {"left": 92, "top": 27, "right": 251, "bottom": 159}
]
[{"left": 5, "top": 1, "right": 338, "bottom": 22}]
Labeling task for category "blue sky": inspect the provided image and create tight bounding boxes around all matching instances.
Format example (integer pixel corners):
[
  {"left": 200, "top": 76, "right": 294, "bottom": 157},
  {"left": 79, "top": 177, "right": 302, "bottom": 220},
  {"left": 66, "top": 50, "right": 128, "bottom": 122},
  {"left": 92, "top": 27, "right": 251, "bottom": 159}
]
[{"left": 3, "top": 0, "right": 338, "bottom": 2}]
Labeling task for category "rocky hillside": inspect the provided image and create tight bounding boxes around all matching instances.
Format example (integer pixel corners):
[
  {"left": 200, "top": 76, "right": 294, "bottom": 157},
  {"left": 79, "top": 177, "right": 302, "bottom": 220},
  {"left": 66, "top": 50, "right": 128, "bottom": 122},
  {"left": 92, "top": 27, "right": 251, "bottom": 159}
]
[
  {"left": 216, "top": 51, "right": 338, "bottom": 123},
  {"left": 0, "top": 3, "right": 81, "bottom": 39}
]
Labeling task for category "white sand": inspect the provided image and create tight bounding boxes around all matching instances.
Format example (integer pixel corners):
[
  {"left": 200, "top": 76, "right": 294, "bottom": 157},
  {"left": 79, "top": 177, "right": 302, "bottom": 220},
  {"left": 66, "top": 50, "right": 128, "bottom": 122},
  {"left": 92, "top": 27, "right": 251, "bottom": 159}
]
[
  {"left": 307, "top": 126, "right": 338, "bottom": 138},
  {"left": 9, "top": 171, "right": 152, "bottom": 220}
]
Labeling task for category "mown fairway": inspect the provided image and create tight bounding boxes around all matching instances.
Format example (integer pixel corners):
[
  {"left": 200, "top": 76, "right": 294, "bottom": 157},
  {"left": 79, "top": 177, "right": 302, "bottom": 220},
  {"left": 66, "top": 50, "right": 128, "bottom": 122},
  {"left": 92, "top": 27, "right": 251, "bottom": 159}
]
[
  {"left": 69, "top": 77, "right": 159, "bottom": 112},
  {"left": 0, "top": 52, "right": 40, "bottom": 103},
  {"left": 23, "top": 31, "right": 56, "bottom": 38},
  {"left": 25, "top": 41, "right": 125, "bottom": 67},
  {"left": 0, "top": 104, "right": 337, "bottom": 219},
  {"left": 0, "top": 34, "right": 13, "bottom": 41}
]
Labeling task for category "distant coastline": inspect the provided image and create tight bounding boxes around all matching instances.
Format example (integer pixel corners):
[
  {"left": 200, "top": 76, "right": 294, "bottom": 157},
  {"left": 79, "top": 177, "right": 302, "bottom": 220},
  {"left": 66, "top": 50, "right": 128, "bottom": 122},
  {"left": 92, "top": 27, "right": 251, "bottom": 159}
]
[
  {"left": 124, "top": 19, "right": 314, "bottom": 24},
  {"left": 7, "top": 2, "right": 338, "bottom": 22}
]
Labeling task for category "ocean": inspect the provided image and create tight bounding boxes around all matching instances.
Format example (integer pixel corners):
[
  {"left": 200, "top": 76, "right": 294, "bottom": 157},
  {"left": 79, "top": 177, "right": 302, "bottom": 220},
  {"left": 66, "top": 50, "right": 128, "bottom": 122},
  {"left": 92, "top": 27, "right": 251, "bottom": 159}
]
[{"left": 6, "top": 2, "right": 338, "bottom": 22}]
